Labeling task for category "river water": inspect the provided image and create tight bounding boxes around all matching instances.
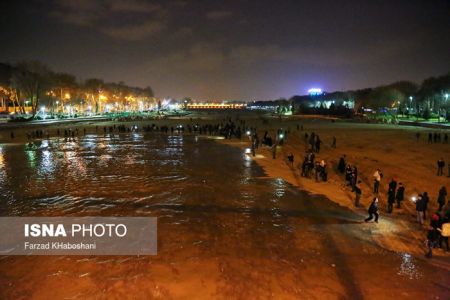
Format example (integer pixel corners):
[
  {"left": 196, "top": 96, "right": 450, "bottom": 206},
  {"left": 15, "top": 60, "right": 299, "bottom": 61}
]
[{"left": 0, "top": 133, "right": 448, "bottom": 299}]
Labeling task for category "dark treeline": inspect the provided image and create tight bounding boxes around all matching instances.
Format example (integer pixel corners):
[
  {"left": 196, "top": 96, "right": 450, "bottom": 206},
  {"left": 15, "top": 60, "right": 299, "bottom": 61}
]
[
  {"left": 251, "top": 72, "right": 450, "bottom": 120},
  {"left": 0, "top": 61, "right": 155, "bottom": 118}
]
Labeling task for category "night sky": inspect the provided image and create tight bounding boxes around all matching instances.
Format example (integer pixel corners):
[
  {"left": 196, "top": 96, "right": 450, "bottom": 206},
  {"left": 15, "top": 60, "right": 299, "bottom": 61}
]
[{"left": 1, "top": 0, "right": 449, "bottom": 100}]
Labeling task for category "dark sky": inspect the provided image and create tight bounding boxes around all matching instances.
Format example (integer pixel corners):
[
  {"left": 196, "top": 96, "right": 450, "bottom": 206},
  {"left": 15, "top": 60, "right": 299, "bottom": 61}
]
[{"left": 1, "top": 0, "right": 449, "bottom": 100}]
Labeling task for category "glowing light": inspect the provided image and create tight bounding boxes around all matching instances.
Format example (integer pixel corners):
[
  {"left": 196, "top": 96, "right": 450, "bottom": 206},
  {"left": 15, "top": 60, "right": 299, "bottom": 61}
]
[
  {"left": 40, "top": 106, "right": 45, "bottom": 112},
  {"left": 246, "top": 131, "right": 251, "bottom": 136},
  {"left": 64, "top": 93, "right": 71, "bottom": 100},
  {"left": 245, "top": 148, "right": 252, "bottom": 154},
  {"left": 279, "top": 133, "right": 284, "bottom": 139},
  {"left": 308, "top": 88, "right": 323, "bottom": 96},
  {"left": 411, "top": 196, "right": 417, "bottom": 203}
]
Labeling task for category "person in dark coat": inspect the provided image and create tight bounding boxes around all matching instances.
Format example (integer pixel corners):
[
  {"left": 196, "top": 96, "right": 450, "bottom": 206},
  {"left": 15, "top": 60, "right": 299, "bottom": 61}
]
[
  {"left": 388, "top": 178, "right": 397, "bottom": 194},
  {"left": 396, "top": 183, "right": 405, "bottom": 208},
  {"left": 437, "top": 158, "right": 445, "bottom": 176},
  {"left": 425, "top": 227, "right": 440, "bottom": 258},
  {"left": 416, "top": 195, "right": 425, "bottom": 225},
  {"left": 438, "top": 186, "right": 447, "bottom": 211},
  {"left": 365, "top": 197, "right": 379, "bottom": 223},
  {"left": 338, "top": 155, "right": 346, "bottom": 174},
  {"left": 387, "top": 189, "right": 395, "bottom": 213}
]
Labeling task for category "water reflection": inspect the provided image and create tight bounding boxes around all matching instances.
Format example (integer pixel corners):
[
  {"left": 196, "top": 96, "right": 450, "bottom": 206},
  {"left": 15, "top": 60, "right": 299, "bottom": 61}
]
[{"left": 397, "top": 253, "right": 421, "bottom": 280}]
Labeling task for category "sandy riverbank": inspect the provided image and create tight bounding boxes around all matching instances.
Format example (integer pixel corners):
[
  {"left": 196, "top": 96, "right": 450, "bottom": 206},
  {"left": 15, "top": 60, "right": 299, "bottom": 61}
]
[{"left": 217, "top": 116, "right": 450, "bottom": 270}]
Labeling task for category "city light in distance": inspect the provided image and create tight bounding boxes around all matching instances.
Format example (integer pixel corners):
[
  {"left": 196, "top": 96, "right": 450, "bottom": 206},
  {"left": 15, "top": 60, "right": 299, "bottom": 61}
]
[{"left": 308, "top": 88, "right": 323, "bottom": 96}]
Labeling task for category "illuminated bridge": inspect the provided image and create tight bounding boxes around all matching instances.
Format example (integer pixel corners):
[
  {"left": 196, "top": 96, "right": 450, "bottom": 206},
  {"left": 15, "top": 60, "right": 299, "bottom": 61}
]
[{"left": 186, "top": 103, "right": 247, "bottom": 110}]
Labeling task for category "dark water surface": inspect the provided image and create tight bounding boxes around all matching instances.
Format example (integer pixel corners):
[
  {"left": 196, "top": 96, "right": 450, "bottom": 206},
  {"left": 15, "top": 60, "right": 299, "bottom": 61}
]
[{"left": 0, "top": 133, "right": 448, "bottom": 299}]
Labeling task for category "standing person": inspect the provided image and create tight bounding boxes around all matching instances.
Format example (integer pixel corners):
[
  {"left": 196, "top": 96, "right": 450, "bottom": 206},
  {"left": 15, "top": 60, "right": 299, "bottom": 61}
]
[
  {"left": 338, "top": 155, "right": 346, "bottom": 174},
  {"left": 387, "top": 178, "right": 397, "bottom": 213},
  {"left": 331, "top": 136, "right": 336, "bottom": 148},
  {"left": 373, "top": 169, "right": 382, "bottom": 194},
  {"left": 422, "top": 192, "right": 430, "bottom": 220},
  {"left": 388, "top": 178, "right": 397, "bottom": 194},
  {"left": 438, "top": 186, "right": 447, "bottom": 211},
  {"left": 428, "top": 133, "right": 432, "bottom": 144},
  {"left": 425, "top": 226, "right": 440, "bottom": 258},
  {"left": 416, "top": 195, "right": 425, "bottom": 225},
  {"left": 396, "top": 183, "right": 405, "bottom": 208},
  {"left": 345, "top": 165, "right": 353, "bottom": 187},
  {"left": 351, "top": 166, "right": 358, "bottom": 191},
  {"left": 437, "top": 158, "right": 445, "bottom": 176},
  {"left": 315, "top": 136, "right": 321, "bottom": 153},
  {"left": 287, "top": 153, "right": 294, "bottom": 166},
  {"left": 354, "top": 180, "right": 362, "bottom": 207},
  {"left": 365, "top": 197, "right": 379, "bottom": 223},
  {"left": 387, "top": 189, "right": 395, "bottom": 213}
]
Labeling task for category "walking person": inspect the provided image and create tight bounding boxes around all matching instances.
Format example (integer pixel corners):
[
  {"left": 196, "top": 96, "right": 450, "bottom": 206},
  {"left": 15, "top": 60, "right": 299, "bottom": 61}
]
[
  {"left": 438, "top": 186, "right": 447, "bottom": 211},
  {"left": 365, "top": 197, "right": 379, "bottom": 223}
]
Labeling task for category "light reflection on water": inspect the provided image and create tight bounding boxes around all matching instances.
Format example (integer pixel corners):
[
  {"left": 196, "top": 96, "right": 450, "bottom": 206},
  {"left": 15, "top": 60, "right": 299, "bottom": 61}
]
[
  {"left": 397, "top": 253, "right": 421, "bottom": 280},
  {"left": 0, "top": 133, "right": 447, "bottom": 299}
]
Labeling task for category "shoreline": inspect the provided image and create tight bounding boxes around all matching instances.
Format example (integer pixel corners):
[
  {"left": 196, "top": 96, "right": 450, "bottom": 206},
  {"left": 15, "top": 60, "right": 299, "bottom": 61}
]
[{"left": 216, "top": 128, "right": 450, "bottom": 271}]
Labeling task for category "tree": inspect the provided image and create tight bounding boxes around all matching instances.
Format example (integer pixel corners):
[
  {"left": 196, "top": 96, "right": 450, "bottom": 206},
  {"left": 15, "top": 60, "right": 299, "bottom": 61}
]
[
  {"left": 84, "top": 78, "right": 104, "bottom": 113},
  {"left": 10, "top": 61, "right": 52, "bottom": 118},
  {"left": 52, "top": 72, "right": 78, "bottom": 113}
]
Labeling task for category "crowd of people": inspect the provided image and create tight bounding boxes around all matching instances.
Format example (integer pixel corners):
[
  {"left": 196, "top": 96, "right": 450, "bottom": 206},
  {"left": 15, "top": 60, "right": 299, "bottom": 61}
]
[{"left": 283, "top": 126, "right": 450, "bottom": 258}]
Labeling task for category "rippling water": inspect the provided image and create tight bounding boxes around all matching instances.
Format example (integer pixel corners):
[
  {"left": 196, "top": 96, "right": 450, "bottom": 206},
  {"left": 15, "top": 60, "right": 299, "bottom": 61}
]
[{"left": 0, "top": 133, "right": 448, "bottom": 299}]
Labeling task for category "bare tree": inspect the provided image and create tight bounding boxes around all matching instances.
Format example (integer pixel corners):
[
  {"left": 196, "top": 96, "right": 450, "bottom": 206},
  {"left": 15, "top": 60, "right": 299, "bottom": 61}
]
[{"left": 11, "top": 61, "right": 52, "bottom": 118}]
